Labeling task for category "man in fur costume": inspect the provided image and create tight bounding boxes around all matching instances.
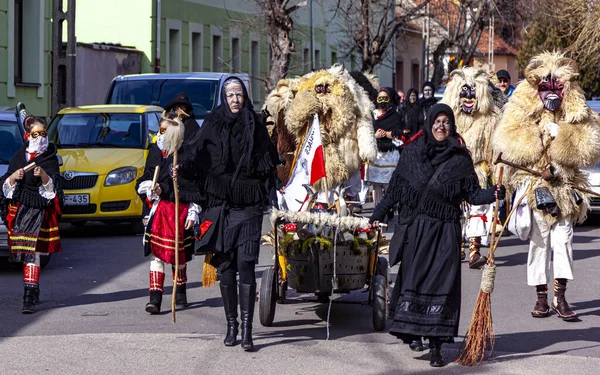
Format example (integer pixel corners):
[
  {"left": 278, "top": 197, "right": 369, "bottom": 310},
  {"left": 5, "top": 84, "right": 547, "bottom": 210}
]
[
  {"left": 264, "top": 68, "right": 379, "bottom": 189},
  {"left": 493, "top": 51, "right": 600, "bottom": 320},
  {"left": 283, "top": 65, "right": 377, "bottom": 195},
  {"left": 441, "top": 67, "right": 506, "bottom": 268},
  {"left": 135, "top": 112, "right": 200, "bottom": 314}
]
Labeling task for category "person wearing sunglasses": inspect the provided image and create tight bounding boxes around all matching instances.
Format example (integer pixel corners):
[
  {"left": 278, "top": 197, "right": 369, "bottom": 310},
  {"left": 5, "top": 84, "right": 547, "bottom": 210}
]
[{"left": 0, "top": 114, "right": 62, "bottom": 314}]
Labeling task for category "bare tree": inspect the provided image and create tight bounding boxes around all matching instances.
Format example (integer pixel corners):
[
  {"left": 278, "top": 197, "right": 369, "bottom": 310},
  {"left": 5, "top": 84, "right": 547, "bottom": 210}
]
[
  {"left": 228, "top": 1, "right": 308, "bottom": 93},
  {"left": 334, "top": 0, "right": 430, "bottom": 72},
  {"left": 429, "top": 0, "right": 491, "bottom": 88}
]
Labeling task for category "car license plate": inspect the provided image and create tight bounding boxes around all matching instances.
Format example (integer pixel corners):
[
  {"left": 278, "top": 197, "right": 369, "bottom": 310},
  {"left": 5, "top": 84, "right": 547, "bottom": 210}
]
[{"left": 64, "top": 194, "right": 90, "bottom": 206}]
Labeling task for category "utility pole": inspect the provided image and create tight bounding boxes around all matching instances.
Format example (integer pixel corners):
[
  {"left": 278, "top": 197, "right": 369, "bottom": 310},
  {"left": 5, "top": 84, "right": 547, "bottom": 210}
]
[
  {"left": 310, "top": 0, "right": 314, "bottom": 71},
  {"left": 422, "top": 2, "right": 431, "bottom": 86},
  {"left": 52, "top": 0, "right": 76, "bottom": 116}
]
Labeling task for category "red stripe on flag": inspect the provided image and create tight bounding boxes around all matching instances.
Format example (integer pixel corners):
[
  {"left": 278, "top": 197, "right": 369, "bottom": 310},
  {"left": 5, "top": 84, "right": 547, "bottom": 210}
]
[{"left": 310, "top": 145, "right": 326, "bottom": 185}]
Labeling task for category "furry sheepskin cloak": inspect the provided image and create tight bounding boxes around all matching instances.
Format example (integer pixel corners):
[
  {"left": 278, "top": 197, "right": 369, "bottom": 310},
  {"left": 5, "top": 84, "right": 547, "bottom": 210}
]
[
  {"left": 493, "top": 51, "right": 600, "bottom": 224},
  {"left": 441, "top": 67, "right": 506, "bottom": 187}
]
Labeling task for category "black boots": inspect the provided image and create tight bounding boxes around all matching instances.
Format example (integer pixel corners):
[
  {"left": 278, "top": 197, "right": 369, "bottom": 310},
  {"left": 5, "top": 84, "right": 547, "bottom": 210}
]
[
  {"left": 531, "top": 284, "right": 549, "bottom": 318},
  {"left": 239, "top": 283, "right": 256, "bottom": 351},
  {"left": 429, "top": 339, "right": 445, "bottom": 367},
  {"left": 22, "top": 285, "right": 37, "bottom": 314},
  {"left": 220, "top": 284, "right": 239, "bottom": 346},
  {"left": 175, "top": 283, "right": 188, "bottom": 308},
  {"left": 145, "top": 290, "right": 163, "bottom": 314},
  {"left": 552, "top": 279, "right": 577, "bottom": 321},
  {"left": 408, "top": 337, "right": 424, "bottom": 352}
]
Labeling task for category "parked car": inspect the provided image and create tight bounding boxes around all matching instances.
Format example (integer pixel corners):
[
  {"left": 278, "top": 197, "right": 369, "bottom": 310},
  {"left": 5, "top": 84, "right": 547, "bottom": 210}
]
[
  {"left": 583, "top": 100, "right": 600, "bottom": 214},
  {"left": 104, "top": 73, "right": 252, "bottom": 126},
  {"left": 48, "top": 105, "right": 163, "bottom": 226},
  {"left": 0, "top": 106, "right": 24, "bottom": 259}
]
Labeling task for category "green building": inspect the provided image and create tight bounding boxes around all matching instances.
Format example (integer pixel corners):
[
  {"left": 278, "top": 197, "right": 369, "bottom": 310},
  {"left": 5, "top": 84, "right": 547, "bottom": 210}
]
[
  {"left": 72, "top": 0, "right": 394, "bottom": 107},
  {"left": 0, "top": 0, "right": 54, "bottom": 118}
]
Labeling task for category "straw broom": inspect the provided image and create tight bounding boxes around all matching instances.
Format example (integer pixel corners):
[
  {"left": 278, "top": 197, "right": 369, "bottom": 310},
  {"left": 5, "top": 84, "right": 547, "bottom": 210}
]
[
  {"left": 457, "top": 169, "right": 538, "bottom": 365},
  {"left": 456, "top": 167, "right": 504, "bottom": 366}
]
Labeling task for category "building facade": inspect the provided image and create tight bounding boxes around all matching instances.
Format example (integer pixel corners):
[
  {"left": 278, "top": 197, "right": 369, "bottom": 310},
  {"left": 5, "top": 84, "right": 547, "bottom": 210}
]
[{"left": 0, "top": 0, "right": 54, "bottom": 118}]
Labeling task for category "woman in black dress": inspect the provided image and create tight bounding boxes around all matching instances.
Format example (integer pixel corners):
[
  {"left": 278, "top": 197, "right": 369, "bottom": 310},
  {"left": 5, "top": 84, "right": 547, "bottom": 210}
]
[
  {"left": 188, "top": 77, "right": 279, "bottom": 351},
  {"left": 370, "top": 103, "right": 505, "bottom": 367}
]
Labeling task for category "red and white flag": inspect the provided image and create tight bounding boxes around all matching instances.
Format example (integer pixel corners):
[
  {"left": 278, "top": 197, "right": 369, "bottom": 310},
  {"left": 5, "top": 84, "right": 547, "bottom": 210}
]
[{"left": 282, "top": 114, "right": 326, "bottom": 211}]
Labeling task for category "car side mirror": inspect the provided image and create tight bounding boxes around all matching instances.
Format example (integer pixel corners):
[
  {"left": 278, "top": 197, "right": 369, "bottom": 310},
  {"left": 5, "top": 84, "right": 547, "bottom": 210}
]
[{"left": 56, "top": 154, "right": 64, "bottom": 167}]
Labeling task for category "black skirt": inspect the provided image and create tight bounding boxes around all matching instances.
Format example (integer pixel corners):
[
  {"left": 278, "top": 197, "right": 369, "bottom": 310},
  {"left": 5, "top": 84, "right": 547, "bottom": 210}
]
[
  {"left": 389, "top": 215, "right": 462, "bottom": 342},
  {"left": 211, "top": 206, "right": 263, "bottom": 271}
]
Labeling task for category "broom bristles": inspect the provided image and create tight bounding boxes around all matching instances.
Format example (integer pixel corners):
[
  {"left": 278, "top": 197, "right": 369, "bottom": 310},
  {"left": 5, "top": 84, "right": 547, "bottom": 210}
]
[
  {"left": 456, "top": 289, "right": 495, "bottom": 366},
  {"left": 202, "top": 254, "right": 217, "bottom": 288}
]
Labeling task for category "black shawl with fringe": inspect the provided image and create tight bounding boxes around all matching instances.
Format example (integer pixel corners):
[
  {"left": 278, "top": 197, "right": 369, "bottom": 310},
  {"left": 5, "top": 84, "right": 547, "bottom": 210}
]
[
  {"left": 0, "top": 142, "right": 63, "bottom": 222},
  {"left": 371, "top": 103, "right": 494, "bottom": 223},
  {"left": 187, "top": 76, "right": 278, "bottom": 209}
]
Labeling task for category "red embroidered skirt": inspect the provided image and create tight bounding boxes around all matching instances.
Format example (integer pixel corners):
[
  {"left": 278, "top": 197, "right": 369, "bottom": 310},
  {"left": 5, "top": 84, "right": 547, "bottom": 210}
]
[
  {"left": 143, "top": 200, "right": 193, "bottom": 264},
  {"left": 7, "top": 199, "right": 62, "bottom": 263}
]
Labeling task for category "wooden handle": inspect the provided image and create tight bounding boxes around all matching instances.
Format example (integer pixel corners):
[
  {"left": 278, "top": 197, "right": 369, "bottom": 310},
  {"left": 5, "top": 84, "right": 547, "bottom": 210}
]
[
  {"left": 488, "top": 167, "right": 504, "bottom": 263},
  {"left": 172, "top": 151, "right": 179, "bottom": 323},
  {"left": 151, "top": 165, "right": 160, "bottom": 190},
  {"left": 23, "top": 162, "right": 36, "bottom": 173}
]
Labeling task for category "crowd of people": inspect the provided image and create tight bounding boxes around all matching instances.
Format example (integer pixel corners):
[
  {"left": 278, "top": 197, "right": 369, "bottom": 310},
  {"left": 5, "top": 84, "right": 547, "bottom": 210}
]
[{"left": 1, "top": 52, "right": 598, "bottom": 367}]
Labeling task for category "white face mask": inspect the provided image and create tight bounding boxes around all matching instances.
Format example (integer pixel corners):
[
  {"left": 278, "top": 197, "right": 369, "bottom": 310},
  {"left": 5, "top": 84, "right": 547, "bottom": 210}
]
[
  {"left": 156, "top": 133, "right": 166, "bottom": 152},
  {"left": 28, "top": 136, "right": 49, "bottom": 154}
]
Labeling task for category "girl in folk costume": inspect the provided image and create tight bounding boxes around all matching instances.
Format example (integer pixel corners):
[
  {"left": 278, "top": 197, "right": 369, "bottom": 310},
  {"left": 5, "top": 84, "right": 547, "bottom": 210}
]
[
  {"left": 135, "top": 112, "right": 200, "bottom": 314},
  {"left": 368, "top": 87, "right": 404, "bottom": 208},
  {"left": 493, "top": 52, "right": 600, "bottom": 320},
  {"left": 440, "top": 67, "right": 507, "bottom": 268},
  {"left": 0, "top": 116, "right": 62, "bottom": 314}
]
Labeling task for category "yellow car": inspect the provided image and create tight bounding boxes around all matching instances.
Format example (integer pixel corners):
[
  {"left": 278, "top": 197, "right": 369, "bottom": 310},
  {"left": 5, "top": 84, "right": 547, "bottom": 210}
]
[{"left": 48, "top": 105, "right": 164, "bottom": 226}]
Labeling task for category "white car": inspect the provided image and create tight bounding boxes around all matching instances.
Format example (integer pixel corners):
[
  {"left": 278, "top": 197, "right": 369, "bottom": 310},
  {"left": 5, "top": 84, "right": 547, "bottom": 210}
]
[{"left": 582, "top": 163, "right": 600, "bottom": 214}]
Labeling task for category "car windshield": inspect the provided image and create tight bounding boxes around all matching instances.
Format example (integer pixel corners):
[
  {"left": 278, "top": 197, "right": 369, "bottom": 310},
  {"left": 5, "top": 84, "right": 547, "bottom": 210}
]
[
  {"left": 0, "top": 120, "right": 23, "bottom": 163},
  {"left": 49, "top": 113, "right": 144, "bottom": 149},
  {"left": 107, "top": 79, "right": 219, "bottom": 119}
]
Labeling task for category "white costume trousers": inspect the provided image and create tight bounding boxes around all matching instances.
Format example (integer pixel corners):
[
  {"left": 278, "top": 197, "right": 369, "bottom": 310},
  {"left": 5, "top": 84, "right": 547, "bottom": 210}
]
[{"left": 527, "top": 210, "right": 574, "bottom": 286}]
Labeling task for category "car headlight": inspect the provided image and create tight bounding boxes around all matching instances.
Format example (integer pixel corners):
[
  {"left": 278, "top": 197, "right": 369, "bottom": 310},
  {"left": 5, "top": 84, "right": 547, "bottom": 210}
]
[{"left": 105, "top": 166, "right": 138, "bottom": 186}]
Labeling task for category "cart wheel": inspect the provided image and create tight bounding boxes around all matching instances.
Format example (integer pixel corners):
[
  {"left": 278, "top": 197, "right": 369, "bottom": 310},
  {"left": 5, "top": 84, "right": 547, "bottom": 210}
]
[
  {"left": 372, "top": 275, "right": 388, "bottom": 331},
  {"left": 377, "top": 256, "right": 389, "bottom": 283},
  {"left": 259, "top": 267, "right": 277, "bottom": 326},
  {"left": 277, "top": 280, "right": 287, "bottom": 304}
]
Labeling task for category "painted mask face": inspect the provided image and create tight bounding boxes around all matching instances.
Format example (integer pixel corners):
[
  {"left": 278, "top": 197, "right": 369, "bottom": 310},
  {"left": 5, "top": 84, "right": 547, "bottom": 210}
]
[
  {"left": 409, "top": 93, "right": 417, "bottom": 103},
  {"left": 432, "top": 114, "right": 451, "bottom": 142},
  {"left": 459, "top": 84, "right": 477, "bottom": 114},
  {"left": 376, "top": 92, "right": 390, "bottom": 109},
  {"left": 538, "top": 75, "right": 564, "bottom": 112},
  {"left": 423, "top": 86, "right": 434, "bottom": 99}
]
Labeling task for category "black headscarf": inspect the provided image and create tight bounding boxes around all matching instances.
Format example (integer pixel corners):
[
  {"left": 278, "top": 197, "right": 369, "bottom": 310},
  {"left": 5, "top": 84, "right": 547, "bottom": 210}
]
[
  {"left": 400, "top": 88, "right": 420, "bottom": 134},
  {"left": 422, "top": 103, "right": 463, "bottom": 166}
]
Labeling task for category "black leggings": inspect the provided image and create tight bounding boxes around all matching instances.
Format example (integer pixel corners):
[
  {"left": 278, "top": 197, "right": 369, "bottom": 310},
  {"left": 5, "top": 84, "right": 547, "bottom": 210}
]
[{"left": 220, "top": 249, "right": 256, "bottom": 286}]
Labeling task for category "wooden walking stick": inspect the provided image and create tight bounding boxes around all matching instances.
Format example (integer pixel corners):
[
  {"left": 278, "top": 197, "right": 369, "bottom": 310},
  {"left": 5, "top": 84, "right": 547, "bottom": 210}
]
[
  {"left": 172, "top": 150, "right": 180, "bottom": 323},
  {"left": 457, "top": 166, "right": 503, "bottom": 366}
]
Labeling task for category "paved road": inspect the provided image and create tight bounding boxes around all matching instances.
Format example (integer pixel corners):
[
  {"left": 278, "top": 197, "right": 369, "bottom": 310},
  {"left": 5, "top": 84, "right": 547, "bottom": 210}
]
[{"left": 1, "top": 212, "right": 600, "bottom": 374}]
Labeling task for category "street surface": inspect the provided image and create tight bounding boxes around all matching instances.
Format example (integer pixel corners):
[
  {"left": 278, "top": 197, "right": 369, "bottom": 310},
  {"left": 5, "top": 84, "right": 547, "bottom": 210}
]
[{"left": 1, "top": 208, "right": 600, "bottom": 375}]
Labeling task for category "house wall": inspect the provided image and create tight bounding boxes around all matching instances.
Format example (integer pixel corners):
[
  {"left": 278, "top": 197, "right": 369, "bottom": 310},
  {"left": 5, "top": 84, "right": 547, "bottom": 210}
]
[
  {"left": 396, "top": 32, "right": 424, "bottom": 93},
  {"left": 0, "top": 0, "right": 54, "bottom": 118},
  {"left": 473, "top": 55, "right": 519, "bottom": 82}
]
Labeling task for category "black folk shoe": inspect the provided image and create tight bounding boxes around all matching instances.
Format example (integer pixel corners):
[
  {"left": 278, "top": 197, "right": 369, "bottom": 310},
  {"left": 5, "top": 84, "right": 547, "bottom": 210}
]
[
  {"left": 175, "top": 283, "right": 188, "bottom": 308},
  {"left": 145, "top": 290, "right": 163, "bottom": 314},
  {"left": 22, "top": 285, "right": 37, "bottom": 314}
]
